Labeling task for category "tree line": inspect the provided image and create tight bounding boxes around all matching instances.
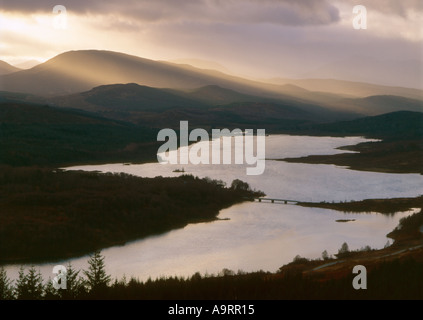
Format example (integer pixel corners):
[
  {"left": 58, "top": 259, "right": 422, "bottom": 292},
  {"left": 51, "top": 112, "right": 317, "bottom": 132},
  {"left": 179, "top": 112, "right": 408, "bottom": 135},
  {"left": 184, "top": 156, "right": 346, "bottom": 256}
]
[
  {"left": 1, "top": 249, "right": 422, "bottom": 300},
  {"left": 0, "top": 250, "right": 110, "bottom": 300}
]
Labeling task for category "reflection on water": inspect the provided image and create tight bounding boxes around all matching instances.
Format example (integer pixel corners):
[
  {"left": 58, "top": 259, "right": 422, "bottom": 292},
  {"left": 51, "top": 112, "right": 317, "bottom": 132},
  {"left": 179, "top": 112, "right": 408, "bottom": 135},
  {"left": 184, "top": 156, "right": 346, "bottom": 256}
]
[{"left": 3, "top": 135, "right": 422, "bottom": 281}]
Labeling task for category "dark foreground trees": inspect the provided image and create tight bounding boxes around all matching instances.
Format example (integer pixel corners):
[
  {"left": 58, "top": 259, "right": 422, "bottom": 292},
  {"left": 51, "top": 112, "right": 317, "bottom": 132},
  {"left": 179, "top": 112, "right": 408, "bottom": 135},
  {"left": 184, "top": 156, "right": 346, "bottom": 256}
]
[
  {"left": 0, "top": 267, "right": 13, "bottom": 300},
  {"left": 15, "top": 266, "right": 44, "bottom": 300},
  {"left": 0, "top": 251, "right": 111, "bottom": 300},
  {"left": 1, "top": 250, "right": 423, "bottom": 300},
  {"left": 84, "top": 250, "right": 111, "bottom": 294}
]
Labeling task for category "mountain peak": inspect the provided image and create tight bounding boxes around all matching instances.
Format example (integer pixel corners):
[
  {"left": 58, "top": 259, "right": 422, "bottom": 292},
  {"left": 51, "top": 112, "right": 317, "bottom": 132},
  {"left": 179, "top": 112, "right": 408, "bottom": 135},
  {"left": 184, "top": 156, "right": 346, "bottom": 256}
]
[
  {"left": 0, "top": 60, "right": 21, "bottom": 75},
  {"left": 1, "top": 50, "right": 235, "bottom": 96}
]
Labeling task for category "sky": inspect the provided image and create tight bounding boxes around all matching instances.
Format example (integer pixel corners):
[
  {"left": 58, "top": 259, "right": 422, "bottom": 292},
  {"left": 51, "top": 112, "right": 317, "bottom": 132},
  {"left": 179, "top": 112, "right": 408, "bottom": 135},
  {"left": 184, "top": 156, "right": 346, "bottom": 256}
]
[{"left": 0, "top": 0, "right": 422, "bottom": 87}]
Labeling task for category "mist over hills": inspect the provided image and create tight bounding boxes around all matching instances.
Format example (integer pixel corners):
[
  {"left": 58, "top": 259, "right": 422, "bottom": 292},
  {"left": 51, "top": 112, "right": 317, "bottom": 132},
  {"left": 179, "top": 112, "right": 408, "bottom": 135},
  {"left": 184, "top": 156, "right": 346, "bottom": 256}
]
[
  {"left": 0, "top": 61, "right": 21, "bottom": 75},
  {"left": 265, "top": 78, "right": 423, "bottom": 101},
  {"left": 176, "top": 85, "right": 267, "bottom": 105},
  {"left": 1, "top": 50, "right": 290, "bottom": 98},
  {"left": 0, "top": 49, "right": 421, "bottom": 126},
  {"left": 13, "top": 60, "right": 41, "bottom": 70},
  {"left": 0, "top": 47, "right": 421, "bottom": 169},
  {"left": 50, "top": 83, "right": 269, "bottom": 113},
  {"left": 165, "top": 58, "right": 231, "bottom": 74},
  {"left": 297, "top": 56, "right": 422, "bottom": 90},
  {"left": 0, "top": 49, "right": 419, "bottom": 99},
  {"left": 43, "top": 82, "right": 358, "bottom": 126},
  {"left": 50, "top": 83, "right": 206, "bottom": 113}
]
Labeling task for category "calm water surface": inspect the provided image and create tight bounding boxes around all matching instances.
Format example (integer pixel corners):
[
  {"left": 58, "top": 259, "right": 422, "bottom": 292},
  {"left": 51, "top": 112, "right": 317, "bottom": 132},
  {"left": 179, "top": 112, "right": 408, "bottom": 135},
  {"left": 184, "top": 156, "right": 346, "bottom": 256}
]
[{"left": 4, "top": 135, "right": 422, "bottom": 281}]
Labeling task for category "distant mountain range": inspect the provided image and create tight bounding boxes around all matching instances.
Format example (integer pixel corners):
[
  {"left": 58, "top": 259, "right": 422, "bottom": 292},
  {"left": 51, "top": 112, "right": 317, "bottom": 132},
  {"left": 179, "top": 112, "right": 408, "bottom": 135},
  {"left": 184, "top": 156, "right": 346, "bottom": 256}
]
[
  {"left": 1, "top": 50, "right": 278, "bottom": 96},
  {"left": 296, "top": 55, "right": 422, "bottom": 90},
  {"left": 265, "top": 78, "right": 423, "bottom": 101},
  {"left": 0, "top": 50, "right": 421, "bottom": 112},
  {"left": 0, "top": 48, "right": 421, "bottom": 168},
  {"left": 0, "top": 49, "right": 422, "bottom": 129},
  {"left": 13, "top": 59, "right": 41, "bottom": 70}
]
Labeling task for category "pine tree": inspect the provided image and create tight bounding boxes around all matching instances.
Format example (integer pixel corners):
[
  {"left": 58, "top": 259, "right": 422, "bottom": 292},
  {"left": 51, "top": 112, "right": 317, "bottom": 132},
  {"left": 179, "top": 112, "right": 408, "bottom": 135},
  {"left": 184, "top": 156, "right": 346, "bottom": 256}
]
[
  {"left": 83, "top": 250, "right": 111, "bottom": 295},
  {"left": 337, "top": 242, "right": 350, "bottom": 258},
  {"left": 339, "top": 242, "right": 349, "bottom": 254},
  {"left": 15, "top": 266, "right": 44, "bottom": 300},
  {"left": 15, "top": 266, "right": 27, "bottom": 300},
  {"left": 43, "top": 278, "right": 59, "bottom": 300},
  {"left": 61, "top": 263, "right": 85, "bottom": 299},
  {"left": 0, "top": 267, "right": 14, "bottom": 300},
  {"left": 321, "top": 250, "right": 329, "bottom": 260}
]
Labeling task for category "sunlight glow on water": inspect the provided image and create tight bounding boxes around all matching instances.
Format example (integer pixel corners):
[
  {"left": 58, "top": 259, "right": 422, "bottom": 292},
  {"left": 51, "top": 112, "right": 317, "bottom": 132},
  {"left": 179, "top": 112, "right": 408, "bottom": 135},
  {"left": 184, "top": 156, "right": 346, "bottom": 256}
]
[{"left": 4, "top": 135, "right": 422, "bottom": 281}]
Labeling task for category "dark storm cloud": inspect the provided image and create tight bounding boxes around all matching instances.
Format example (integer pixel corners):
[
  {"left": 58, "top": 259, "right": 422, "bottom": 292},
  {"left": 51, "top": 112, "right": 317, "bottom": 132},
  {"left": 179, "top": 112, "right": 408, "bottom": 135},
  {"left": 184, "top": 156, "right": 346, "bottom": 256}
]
[
  {"left": 2, "top": 0, "right": 420, "bottom": 26},
  {"left": 0, "top": 0, "right": 341, "bottom": 26},
  {"left": 1, "top": 0, "right": 420, "bottom": 88}
]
